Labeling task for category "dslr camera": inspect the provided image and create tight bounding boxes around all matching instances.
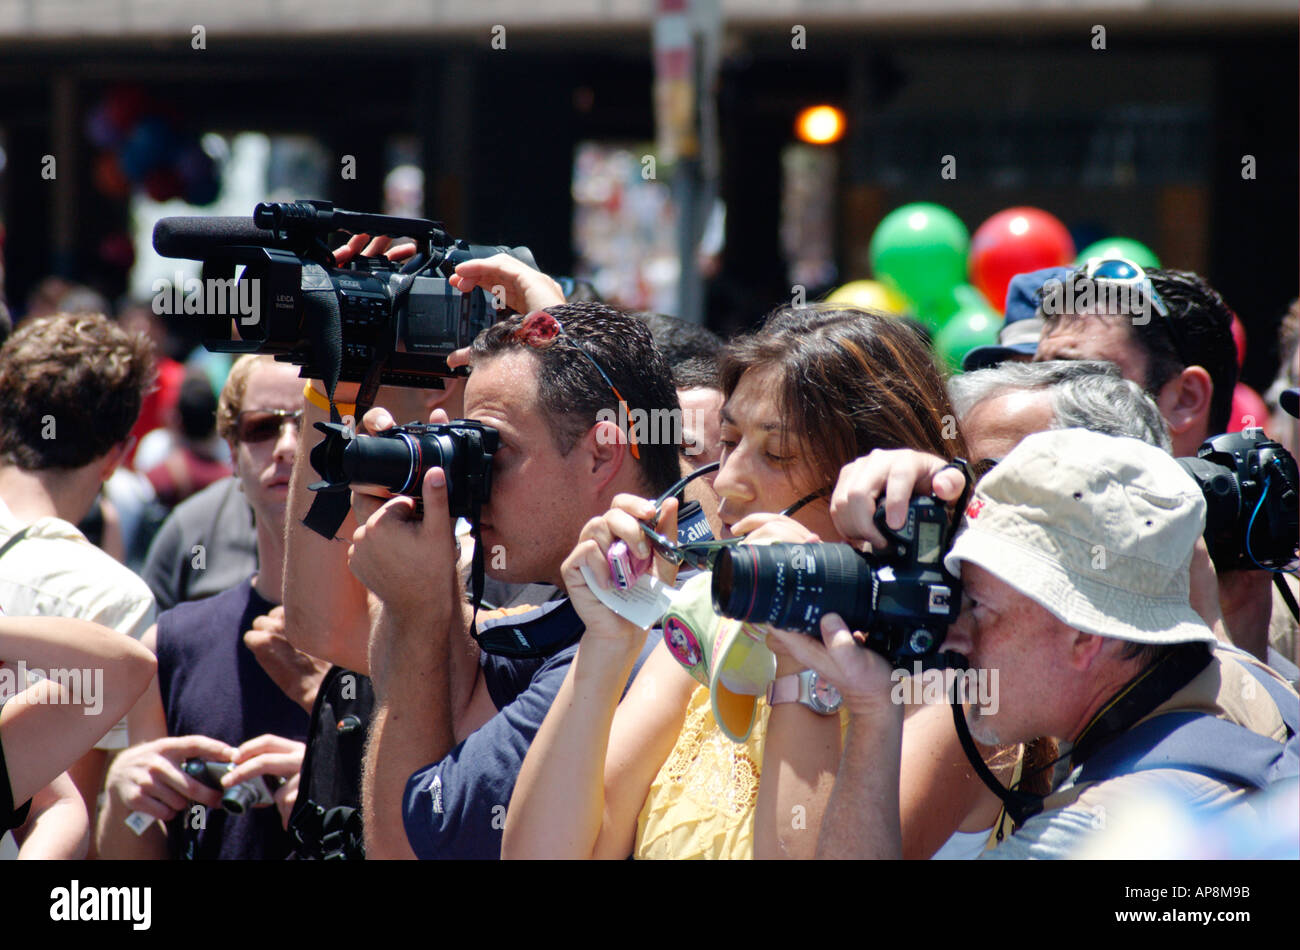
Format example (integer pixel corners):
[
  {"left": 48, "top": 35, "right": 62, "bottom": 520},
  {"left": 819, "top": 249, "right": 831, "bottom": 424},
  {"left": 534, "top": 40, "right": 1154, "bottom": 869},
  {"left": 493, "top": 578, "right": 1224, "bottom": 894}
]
[
  {"left": 183, "top": 759, "right": 282, "bottom": 816},
  {"left": 308, "top": 419, "right": 498, "bottom": 517},
  {"left": 153, "top": 199, "right": 536, "bottom": 387},
  {"left": 711, "top": 496, "right": 961, "bottom": 668},
  {"left": 1177, "top": 428, "right": 1299, "bottom": 571}
]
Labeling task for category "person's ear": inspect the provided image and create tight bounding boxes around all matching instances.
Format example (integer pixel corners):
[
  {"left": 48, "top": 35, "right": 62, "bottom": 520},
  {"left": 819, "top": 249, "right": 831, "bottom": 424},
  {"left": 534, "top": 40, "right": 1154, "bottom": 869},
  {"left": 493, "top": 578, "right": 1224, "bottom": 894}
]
[
  {"left": 98, "top": 438, "right": 134, "bottom": 481},
  {"left": 1156, "top": 365, "right": 1213, "bottom": 439},
  {"left": 1067, "top": 630, "right": 1109, "bottom": 672},
  {"left": 584, "top": 417, "right": 629, "bottom": 494}
]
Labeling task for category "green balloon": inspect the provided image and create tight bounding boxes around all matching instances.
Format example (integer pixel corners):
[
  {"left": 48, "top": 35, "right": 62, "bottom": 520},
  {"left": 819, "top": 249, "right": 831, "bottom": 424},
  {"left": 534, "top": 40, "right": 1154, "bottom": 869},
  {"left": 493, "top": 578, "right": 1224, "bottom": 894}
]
[
  {"left": 935, "top": 305, "right": 1000, "bottom": 372},
  {"left": 923, "top": 282, "right": 994, "bottom": 335},
  {"left": 1074, "top": 237, "right": 1160, "bottom": 269},
  {"left": 869, "top": 203, "right": 969, "bottom": 326}
]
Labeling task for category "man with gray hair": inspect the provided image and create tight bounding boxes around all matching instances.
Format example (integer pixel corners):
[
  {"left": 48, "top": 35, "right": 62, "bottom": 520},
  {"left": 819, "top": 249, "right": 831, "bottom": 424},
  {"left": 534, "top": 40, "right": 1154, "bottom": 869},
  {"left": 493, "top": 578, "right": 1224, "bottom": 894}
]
[
  {"left": 774, "top": 428, "right": 1299, "bottom": 859},
  {"left": 948, "top": 359, "right": 1298, "bottom": 682},
  {"left": 948, "top": 359, "right": 1170, "bottom": 461}
]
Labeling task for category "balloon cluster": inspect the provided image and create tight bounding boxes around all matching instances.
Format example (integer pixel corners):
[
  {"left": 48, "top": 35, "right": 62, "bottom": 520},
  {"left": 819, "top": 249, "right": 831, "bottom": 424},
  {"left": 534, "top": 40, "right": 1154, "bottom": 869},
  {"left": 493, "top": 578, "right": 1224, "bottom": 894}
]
[
  {"left": 845, "top": 201, "right": 1162, "bottom": 370},
  {"left": 86, "top": 86, "right": 221, "bottom": 205}
]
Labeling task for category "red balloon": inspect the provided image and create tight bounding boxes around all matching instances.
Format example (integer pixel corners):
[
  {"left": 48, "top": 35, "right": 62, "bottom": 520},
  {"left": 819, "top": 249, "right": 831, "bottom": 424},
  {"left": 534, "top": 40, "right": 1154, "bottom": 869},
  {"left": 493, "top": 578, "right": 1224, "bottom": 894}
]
[
  {"left": 968, "top": 207, "right": 1075, "bottom": 314},
  {"left": 1228, "top": 383, "right": 1269, "bottom": 433},
  {"left": 1230, "top": 315, "right": 1247, "bottom": 370}
]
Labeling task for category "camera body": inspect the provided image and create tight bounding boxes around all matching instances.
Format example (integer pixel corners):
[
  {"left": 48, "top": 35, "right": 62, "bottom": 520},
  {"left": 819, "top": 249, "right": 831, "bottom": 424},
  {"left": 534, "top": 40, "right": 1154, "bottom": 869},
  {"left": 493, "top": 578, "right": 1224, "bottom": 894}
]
[
  {"left": 711, "top": 496, "right": 961, "bottom": 668},
  {"left": 309, "top": 419, "right": 498, "bottom": 519},
  {"left": 154, "top": 199, "right": 536, "bottom": 387},
  {"left": 182, "top": 759, "right": 281, "bottom": 816},
  {"left": 1177, "top": 428, "right": 1299, "bottom": 571}
]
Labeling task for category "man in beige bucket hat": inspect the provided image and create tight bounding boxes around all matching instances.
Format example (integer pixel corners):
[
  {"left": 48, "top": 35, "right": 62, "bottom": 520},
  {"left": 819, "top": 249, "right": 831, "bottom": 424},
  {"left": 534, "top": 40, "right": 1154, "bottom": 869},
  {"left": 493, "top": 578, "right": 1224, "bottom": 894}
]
[{"left": 771, "top": 428, "right": 1298, "bottom": 859}]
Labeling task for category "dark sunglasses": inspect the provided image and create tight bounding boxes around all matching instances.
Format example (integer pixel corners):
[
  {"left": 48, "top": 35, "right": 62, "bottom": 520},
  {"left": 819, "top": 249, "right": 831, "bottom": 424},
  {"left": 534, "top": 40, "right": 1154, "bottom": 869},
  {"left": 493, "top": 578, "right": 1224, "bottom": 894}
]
[
  {"left": 236, "top": 408, "right": 303, "bottom": 445},
  {"left": 635, "top": 461, "right": 831, "bottom": 571}
]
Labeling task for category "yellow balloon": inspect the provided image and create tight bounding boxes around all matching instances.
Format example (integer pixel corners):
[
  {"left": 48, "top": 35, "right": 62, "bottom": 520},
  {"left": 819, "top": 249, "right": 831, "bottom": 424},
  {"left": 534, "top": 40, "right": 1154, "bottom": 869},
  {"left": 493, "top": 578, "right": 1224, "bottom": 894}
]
[{"left": 824, "top": 280, "right": 911, "bottom": 315}]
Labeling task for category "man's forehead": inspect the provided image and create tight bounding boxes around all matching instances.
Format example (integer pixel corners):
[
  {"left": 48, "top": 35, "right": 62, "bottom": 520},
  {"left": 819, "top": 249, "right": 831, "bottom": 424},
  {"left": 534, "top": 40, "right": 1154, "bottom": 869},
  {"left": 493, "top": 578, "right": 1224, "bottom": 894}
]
[
  {"left": 464, "top": 349, "right": 541, "bottom": 413},
  {"left": 1036, "top": 311, "right": 1146, "bottom": 379},
  {"left": 242, "top": 362, "right": 301, "bottom": 406}
]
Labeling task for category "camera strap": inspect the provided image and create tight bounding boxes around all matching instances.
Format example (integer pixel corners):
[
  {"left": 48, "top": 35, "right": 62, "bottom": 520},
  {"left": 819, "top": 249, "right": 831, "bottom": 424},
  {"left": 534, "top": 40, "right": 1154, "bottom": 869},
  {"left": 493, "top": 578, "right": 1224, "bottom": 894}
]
[
  {"left": 302, "top": 282, "right": 352, "bottom": 539},
  {"left": 949, "top": 641, "right": 1211, "bottom": 830},
  {"left": 302, "top": 273, "right": 414, "bottom": 540}
]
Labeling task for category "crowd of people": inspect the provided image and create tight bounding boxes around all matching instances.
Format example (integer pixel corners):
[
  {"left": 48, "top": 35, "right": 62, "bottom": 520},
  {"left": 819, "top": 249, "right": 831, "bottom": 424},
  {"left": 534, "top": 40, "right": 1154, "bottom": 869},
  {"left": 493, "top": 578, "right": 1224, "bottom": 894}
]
[{"left": 0, "top": 238, "right": 1296, "bottom": 860}]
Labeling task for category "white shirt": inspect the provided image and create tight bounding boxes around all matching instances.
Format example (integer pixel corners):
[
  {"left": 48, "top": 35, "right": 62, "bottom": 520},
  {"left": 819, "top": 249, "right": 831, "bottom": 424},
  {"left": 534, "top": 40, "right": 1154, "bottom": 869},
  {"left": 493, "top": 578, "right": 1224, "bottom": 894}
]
[{"left": 0, "top": 495, "right": 155, "bottom": 750}]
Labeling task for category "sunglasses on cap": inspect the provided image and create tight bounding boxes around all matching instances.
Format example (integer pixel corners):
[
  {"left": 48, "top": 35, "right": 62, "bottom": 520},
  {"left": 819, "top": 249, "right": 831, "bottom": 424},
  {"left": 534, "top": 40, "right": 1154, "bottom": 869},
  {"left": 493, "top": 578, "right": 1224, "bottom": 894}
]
[
  {"left": 236, "top": 408, "right": 303, "bottom": 445},
  {"left": 635, "top": 461, "right": 831, "bottom": 571}
]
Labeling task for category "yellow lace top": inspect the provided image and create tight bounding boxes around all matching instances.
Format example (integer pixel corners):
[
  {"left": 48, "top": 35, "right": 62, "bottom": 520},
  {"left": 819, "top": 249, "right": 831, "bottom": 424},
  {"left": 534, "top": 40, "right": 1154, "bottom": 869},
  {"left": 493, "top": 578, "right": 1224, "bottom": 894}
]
[{"left": 634, "top": 684, "right": 768, "bottom": 860}]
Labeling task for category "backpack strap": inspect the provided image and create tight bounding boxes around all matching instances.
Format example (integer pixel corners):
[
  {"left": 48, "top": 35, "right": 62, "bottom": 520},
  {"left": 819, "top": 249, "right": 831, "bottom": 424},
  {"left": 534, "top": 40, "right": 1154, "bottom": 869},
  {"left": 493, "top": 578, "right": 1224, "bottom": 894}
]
[{"left": 1075, "top": 661, "right": 1298, "bottom": 791}]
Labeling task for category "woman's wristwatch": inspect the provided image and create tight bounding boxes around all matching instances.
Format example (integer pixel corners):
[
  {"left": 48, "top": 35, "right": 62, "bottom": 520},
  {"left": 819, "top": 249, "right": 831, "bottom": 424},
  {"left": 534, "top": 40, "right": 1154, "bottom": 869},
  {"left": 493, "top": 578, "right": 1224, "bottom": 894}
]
[{"left": 766, "top": 669, "right": 843, "bottom": 715}]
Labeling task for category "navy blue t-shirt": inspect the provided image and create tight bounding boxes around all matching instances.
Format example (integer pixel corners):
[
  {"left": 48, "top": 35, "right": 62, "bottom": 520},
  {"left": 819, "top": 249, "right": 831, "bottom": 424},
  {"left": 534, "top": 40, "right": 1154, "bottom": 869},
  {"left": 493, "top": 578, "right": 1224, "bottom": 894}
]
[
  {"left": 402, "top": 606, "right": 654, "bottom": 860},
  {"left": 156, "top": 577, "right": 310, "bottom": 860}
]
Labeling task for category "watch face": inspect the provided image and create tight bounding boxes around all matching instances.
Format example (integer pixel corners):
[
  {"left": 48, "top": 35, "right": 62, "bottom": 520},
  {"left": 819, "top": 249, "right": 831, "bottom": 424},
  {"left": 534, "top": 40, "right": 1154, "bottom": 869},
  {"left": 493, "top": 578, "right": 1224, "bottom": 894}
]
[{"left": 810, "top": 674, "right": 842, "bottom": 712}]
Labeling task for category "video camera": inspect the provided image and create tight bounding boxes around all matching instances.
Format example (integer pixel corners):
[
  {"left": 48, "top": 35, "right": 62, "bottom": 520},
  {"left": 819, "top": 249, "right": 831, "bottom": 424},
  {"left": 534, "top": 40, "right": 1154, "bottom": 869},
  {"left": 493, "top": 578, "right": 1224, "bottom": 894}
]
[
  {"left": 1177, "top": 428, "right": 1298, "bottom": 572},
  {"left": 152, "top": 199, "right": 537, "bottom": 388},
  {"left": 710, "top": 496, "right": 962, "bottom": 668}
]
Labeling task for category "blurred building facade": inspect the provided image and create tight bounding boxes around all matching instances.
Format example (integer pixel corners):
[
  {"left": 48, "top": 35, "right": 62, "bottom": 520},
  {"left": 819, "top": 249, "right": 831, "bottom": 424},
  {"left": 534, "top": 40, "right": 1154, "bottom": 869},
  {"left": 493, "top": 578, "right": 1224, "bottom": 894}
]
[{"left": 0, "top": 0, "right": 1294, "bottom": 384}]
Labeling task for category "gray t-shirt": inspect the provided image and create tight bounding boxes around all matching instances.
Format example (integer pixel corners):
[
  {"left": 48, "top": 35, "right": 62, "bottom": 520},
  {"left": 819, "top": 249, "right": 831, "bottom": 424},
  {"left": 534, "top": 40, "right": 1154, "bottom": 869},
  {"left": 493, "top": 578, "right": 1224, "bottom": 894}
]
[{"left": 141, "top": 476, "right": 258, "bottom": 611}]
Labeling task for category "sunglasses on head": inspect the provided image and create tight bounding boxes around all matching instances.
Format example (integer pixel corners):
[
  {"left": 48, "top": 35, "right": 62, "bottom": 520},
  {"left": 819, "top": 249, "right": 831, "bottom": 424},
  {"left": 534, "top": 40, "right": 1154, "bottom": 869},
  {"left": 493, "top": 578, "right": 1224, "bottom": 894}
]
[
  {"left": 1073, "top": 257, "right": 1188, "bottom": 365},
  {"left": 236, "top": 408, "right": 303, "bottom": 445},
  {"left": 512, "top": 310, "right": 640, "bottom": 460},
  {"left": 634, "top": 461, "right": 831, "bottom": 571}
]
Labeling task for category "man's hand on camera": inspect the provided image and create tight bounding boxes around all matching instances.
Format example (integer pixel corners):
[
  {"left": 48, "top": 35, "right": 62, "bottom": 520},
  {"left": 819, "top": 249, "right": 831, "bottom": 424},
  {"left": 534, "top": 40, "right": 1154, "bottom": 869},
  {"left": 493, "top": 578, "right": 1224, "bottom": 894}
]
[
  {"left": 333, "top": 233, "right": 417, "bottom": 268},
  {"left": 105, "top": 735, "right": 237, "bottom": 822},
  {"left": 347, "top": 416, "right": 460, "bottom": 626},
  {"left": 767, "top": 615, "right": 897, "bottom": 719},
  {"left": 221, "top": 734, "right": 306, "bottom": 830},
  {"left": 449, "top": 253, "right": 565, "bottom": 316},
  {"left": 830, "top": 449, "right": 962, "bottom": 550}
]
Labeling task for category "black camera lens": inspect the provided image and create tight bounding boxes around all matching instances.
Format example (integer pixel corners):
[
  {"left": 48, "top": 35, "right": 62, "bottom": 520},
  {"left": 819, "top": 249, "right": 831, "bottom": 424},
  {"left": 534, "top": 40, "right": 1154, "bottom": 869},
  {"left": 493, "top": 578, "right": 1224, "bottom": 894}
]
[
  {"left": 340, "top": 429, "right": 451, "bottom": 496},
  {"left": 711, "top": 542, "right": 875, "bottom": 634},
  {"left": 221, "top": 784, "right": 258, "bottom": 815}
]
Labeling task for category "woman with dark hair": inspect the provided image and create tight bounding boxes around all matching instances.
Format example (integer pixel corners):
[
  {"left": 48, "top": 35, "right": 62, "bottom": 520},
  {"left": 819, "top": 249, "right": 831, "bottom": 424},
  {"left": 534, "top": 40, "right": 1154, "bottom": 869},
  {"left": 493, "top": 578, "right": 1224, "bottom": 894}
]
[{"left": 504, "top": 305, "right": 1011, "bottom": 859}]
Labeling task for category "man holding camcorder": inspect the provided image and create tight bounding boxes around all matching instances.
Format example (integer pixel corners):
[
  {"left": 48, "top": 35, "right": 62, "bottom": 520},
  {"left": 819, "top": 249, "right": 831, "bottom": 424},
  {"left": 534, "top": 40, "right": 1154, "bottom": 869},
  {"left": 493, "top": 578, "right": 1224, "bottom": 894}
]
[{"left": 275, "top": 243, "right": 682, "bottom": 859}]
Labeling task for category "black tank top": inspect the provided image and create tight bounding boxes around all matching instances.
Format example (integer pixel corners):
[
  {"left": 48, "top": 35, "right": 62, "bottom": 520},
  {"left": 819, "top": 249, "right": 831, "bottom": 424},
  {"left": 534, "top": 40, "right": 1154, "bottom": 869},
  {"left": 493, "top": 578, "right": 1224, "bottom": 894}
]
[{"left": 156, "top": 577, "right": 309, "bottom": 860}]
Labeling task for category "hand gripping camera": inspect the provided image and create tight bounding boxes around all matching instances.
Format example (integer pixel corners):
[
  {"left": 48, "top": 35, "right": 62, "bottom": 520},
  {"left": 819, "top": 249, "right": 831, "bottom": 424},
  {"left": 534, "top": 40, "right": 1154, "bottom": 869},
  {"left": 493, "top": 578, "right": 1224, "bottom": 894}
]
[
  {"left": 183, "top": 759, "right": 282, "bottom": 816},
  {"left": 710, "top": 496, "right": 962, "bottom": 668}
]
